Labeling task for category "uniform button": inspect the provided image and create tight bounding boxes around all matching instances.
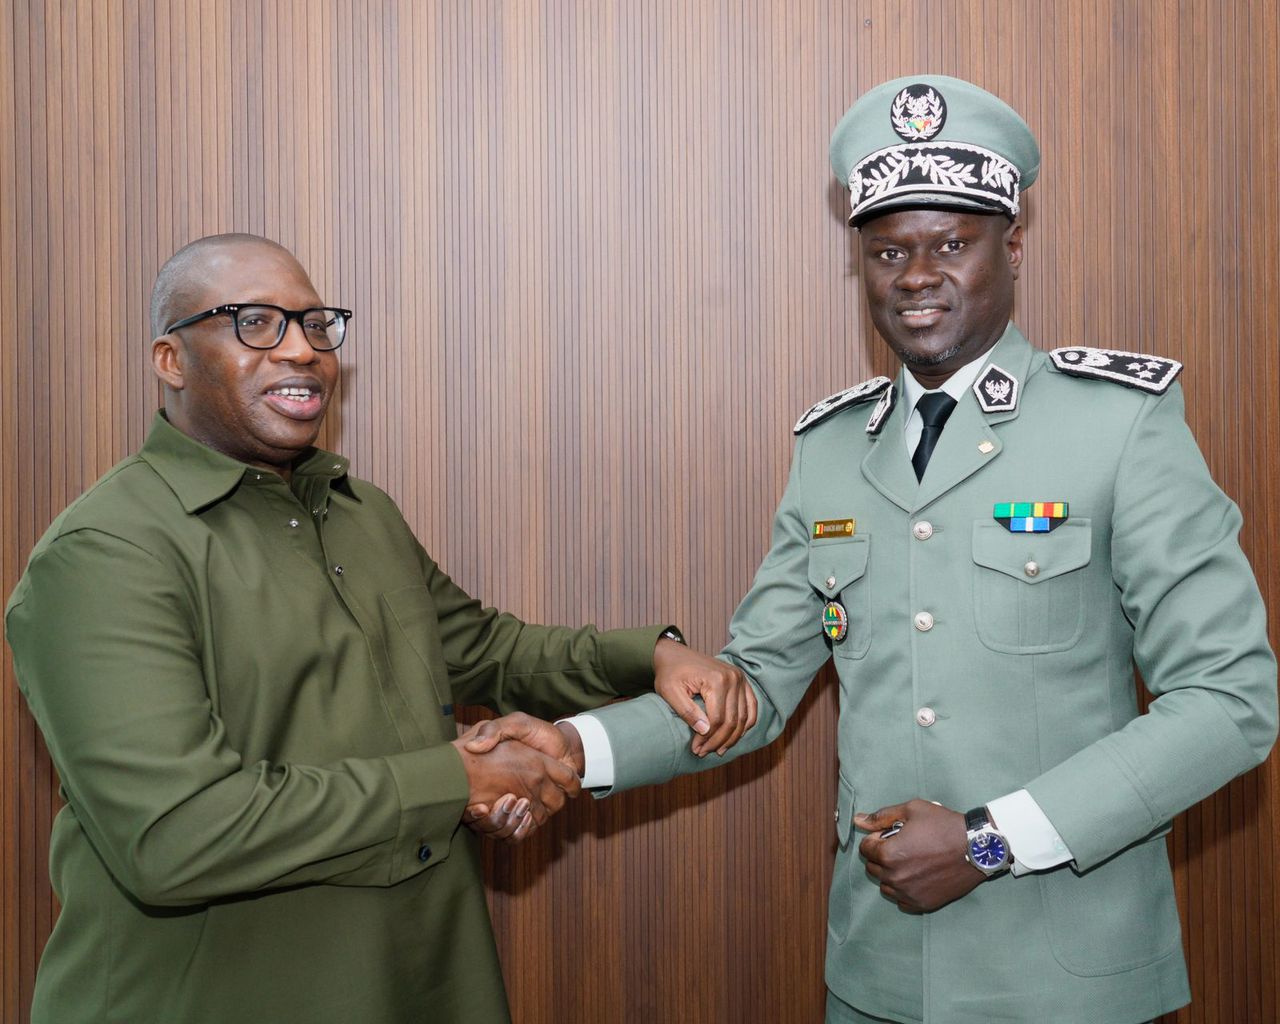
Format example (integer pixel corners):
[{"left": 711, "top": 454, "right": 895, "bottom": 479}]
[
  {"left": 417, "top": 843, "right": 432, "bottom": 862},
  {"left": 1024, "top": 561, "right": 1040, "bottom": 578},
  {"left": 288, "top": 518, "right": 299, "bottom": 528},
  {"left": 334, "top": 565, "right": 344, "bottom": 576},
  {"left": 825, "top": 575, "right": 837, "bottom": 590},
  {"left": 915, "top": 707, "right": 937, "bottom": 727},
  {"left": 913, "top": 611, "right": 934, "bottom": 632},
  {"left": 834, "top": 808, "right": 840, "bottom": 823},
  {"left": 912, "top": 521, "right": 933, "bottom": 540}
]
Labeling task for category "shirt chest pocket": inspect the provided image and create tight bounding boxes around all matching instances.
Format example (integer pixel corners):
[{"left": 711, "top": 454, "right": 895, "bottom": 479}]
[
  {"left": 807, "top": 535, "right": 872, "bottom": 659},
  {"left": 971, "top": 519, "right": 1092, "bottom": 654},
  {"left": 380, "top": 585, "right": 455, "bottom": 721}
]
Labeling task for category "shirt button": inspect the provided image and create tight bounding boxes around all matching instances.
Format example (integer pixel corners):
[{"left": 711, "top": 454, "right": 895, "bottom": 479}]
[
  {"left": 417, "top": 843, "right": 432, "bottom": 862},
  {"left": 1024, "top": 561, "right": 1040, "bottom": 578},
  {"left": 334, "top": 565, "right": 344, "bottom": 576},
  {"left": 915, "top": 707, "right": 937, "bottom": 727},
  {"left": 288, "top": 518, "right": 299, "bottom": 529},
  {"left": 913, "top": 611, "right": 934, "bottom": 632},
  {"left": 825, "top": 575, "right": 837, "bottom": 590},
  {"left": 912, "top": 521, "right": 934, "bottom": 541}
]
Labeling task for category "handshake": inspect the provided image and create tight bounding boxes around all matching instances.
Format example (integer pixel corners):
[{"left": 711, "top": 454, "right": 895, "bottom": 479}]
[{"left": 450, "top": 637, "right": 758, "bottom": 842}]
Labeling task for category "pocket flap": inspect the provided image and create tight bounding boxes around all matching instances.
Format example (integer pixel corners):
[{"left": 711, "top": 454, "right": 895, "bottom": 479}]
[
  {"left": 835, "top": 774, "right": 857, "bottom": 848},
  {"left": 808, "top": 536, "right": 869, "bottom": 598},
  {"left": 972, "top": 519, "right": 1092, "bottom": 584}
]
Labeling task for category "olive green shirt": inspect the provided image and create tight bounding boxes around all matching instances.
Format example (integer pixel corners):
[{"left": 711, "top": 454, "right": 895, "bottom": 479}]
[{"left": 6, "top": 413, "right": 663, "bottom": 1024}]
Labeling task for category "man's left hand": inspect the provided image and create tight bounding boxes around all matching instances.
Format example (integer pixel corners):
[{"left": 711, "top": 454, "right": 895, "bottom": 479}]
[
  {"left": 855, "top": 799, "right": 987, "bottom": 913},
  {"left": 653, "top": 639, "right": 758, "bottom": 757},
  {"left": 464, "top": 795, "right": 538, "bottom": 844}
]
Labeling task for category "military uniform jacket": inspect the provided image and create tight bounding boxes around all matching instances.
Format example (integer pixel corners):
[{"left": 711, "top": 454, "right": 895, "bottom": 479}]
[
  {"left": 5, "top": 413, "right": 665, "bottom": 1024},
  {"left": 588, "top": 325, "right": 1277, "bottom": 1024}
]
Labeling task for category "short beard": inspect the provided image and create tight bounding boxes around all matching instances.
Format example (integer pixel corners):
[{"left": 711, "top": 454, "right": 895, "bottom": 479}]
[{"left": 889, "top": 337, "right": 967, "bottom": 369}]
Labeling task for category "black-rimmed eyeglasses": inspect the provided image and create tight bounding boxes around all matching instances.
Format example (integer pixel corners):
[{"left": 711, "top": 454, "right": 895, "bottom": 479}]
[{"left": 165, "top": 304, "right": 353, "bottom": 351}]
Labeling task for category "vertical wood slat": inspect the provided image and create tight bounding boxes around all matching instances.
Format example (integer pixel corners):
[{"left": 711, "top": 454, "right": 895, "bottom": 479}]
[{"left": 2, "top": 3, "right": 1277, "bottom": 1021}]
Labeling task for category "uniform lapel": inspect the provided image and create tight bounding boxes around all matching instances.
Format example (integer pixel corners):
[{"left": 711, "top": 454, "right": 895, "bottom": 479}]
[
  {"left": 860, "top": 388, "right": 917, "bottom": 513},
  {"left": 865, "top": 324, "right": 1038, "bottom": 514},
  {"left": 913, "top": 324, "right": 1036, "bottom": 510},
  {"left": 910, "top": 389, "right": 1002, "bottom": 511}
]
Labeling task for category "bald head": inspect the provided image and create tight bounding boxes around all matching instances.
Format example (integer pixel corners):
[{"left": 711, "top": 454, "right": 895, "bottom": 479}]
[{"left": 150, "top": 233, "right": 297, "bottom": 338}]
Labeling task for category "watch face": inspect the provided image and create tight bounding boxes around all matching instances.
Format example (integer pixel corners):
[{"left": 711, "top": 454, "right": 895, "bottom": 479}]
[{"left": 969, "top": 831, "right": 1008, "bottom": 870}]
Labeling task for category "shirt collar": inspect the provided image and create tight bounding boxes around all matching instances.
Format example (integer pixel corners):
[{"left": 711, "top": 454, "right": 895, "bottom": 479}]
[
  {"left": 139, "top": 412, "right": 353, "bottom": 514},
  {"left": 901, "top": 332, "right": 1005, "bottom": 425}
]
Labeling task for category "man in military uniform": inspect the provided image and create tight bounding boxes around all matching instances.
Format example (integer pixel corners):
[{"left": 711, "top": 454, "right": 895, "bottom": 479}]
[{"left": 492, "top": 76, "right": 1277, "bottom": 1022}]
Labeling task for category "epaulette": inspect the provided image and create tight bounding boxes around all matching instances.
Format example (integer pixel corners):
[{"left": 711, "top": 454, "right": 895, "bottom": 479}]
[
  {"left": 794, "top": 376, "right": 893, "bottom": 434},
  {"left": 1049, "top": 347, "right": 1182, "bottom": 394}
]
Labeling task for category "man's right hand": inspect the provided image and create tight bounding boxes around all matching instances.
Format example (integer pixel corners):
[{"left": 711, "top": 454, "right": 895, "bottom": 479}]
[
  {"left": 462, "top": 712, "right": 585, "bottom": 775},
  {"left": 460, "top": 713, "right": 586, "bottom": 843},
  {"left": 451, "top": 723, "right": 582, "bottom": 829}
]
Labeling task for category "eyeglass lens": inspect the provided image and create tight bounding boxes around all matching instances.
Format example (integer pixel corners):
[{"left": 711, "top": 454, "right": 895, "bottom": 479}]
[{"left": 233, "top": 306, "right": 348, "bottom": 350}]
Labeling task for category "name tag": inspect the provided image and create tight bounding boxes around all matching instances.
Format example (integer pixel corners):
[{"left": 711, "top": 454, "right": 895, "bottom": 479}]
[{"left": 813, "top": 518, "right": 855, "bottom": 539}]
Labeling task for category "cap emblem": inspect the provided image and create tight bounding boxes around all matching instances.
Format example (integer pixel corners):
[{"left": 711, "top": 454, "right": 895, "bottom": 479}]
[{"left": 891, "top": 84, "right": 947, "bottom": 141}]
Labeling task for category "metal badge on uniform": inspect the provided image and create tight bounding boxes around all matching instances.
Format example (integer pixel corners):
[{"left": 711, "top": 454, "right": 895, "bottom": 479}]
[
  {"left": 865, "top": 383, "right": 897, "bottom": 435},
  {"left": 994, "top": 501, "right": 1069, "bottom": 533},
  {"left": 823, "top": 600, "right": 849, "bottom": 642},
  {"left": 813, "top": 518, "right": 855, "bottom": 539},
  {"left": 973, "top": 364, "right": 1019, "bottom": 413}
]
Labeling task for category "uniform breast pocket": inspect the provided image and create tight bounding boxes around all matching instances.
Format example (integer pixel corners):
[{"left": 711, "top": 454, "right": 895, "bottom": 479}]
[
  {"left": 971, "top": 519, "right": 1092, "bottom": 654},
  {"left": 807, "top": 535, "right": 871, "bottom": 659}
]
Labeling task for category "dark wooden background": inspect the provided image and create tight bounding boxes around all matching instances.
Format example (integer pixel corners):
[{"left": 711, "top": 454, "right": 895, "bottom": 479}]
[{"left": 2, "top": 2, "right": 1277, "bottom": 1021}]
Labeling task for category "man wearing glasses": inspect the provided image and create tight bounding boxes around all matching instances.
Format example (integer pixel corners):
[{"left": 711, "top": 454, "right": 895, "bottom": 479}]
[{"left": 5, "top": 233, "right": 754, "bottom": 1023}]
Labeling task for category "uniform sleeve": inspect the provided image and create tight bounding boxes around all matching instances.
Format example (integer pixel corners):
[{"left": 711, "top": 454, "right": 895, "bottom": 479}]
[
  {"left": 1025, "top": 385, "right": 1278, "bottom": 870},
  {"left": 6, "top": 529, "right": 470, "bottom": 907},
  {"left": 588, "top": 437, "right": 831, "bottom": 791},
  {"left": 416, "top": 549, "right": 663, "bottom": 718}
]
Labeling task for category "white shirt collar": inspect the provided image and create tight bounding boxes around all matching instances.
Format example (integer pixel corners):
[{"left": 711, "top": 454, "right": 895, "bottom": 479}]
[{"left": 901, "top": 347, "right": 994, "bottom": 430}]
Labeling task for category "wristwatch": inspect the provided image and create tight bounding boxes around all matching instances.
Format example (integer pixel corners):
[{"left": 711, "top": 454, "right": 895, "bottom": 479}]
[
  {"left": 658, "top": 626, "right": 687, "bottom": 645},
  {"left": 964, "top": 806, "right": 1012, "bottom": 876}
]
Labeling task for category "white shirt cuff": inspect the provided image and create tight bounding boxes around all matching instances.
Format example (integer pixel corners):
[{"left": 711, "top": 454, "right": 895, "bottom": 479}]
[
  {"left": 558, "top": 713, "right": 615, "bottom": 789},
  {"left": 987, "top": 789, "right": 1074, "bottom": 876}
]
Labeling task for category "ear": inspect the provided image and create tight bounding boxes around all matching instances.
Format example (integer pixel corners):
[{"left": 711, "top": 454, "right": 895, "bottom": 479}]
[
  {"left": 151, "top": 333, "right": 186, "bottom": 390},
  {"left": 1006, "top": 220, "right": 1024, "bottom": 279}
]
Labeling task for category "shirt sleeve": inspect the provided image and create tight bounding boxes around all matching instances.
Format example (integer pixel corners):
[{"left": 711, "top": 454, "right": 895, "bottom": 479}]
[
  {"left": 585, "top": 436, "right": 823, "bottom": 792},
  {"left": 560, "top": 713, "right": 616, "bottom": 789},
  {"left": 417, "top": 549, "right": 664, "bottom": 718},
  {"left": 987, "top": 789, "right": 1073, "bottom": 876},
  {"left": 6, "top": 529, "right": 470, "bottom": 907},
  {"left": 1023, "top": 385, "right": 1278, "bottom": 870}
]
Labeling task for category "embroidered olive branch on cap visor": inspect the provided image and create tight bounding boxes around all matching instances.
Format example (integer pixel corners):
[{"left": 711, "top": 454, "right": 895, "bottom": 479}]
[{"left": 830, "top": 74, "right": 1041, "bottom": 227}]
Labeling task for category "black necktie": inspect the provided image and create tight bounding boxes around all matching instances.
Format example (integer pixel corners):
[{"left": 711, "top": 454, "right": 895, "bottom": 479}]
[{"left": 911, "top": 392, "right": 957, "bottom": 481}]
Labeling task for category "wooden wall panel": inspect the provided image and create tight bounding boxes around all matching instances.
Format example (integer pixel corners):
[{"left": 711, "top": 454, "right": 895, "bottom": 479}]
[{"left": 2, "top": 2, "right": 1276, "bottom": 1022}]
